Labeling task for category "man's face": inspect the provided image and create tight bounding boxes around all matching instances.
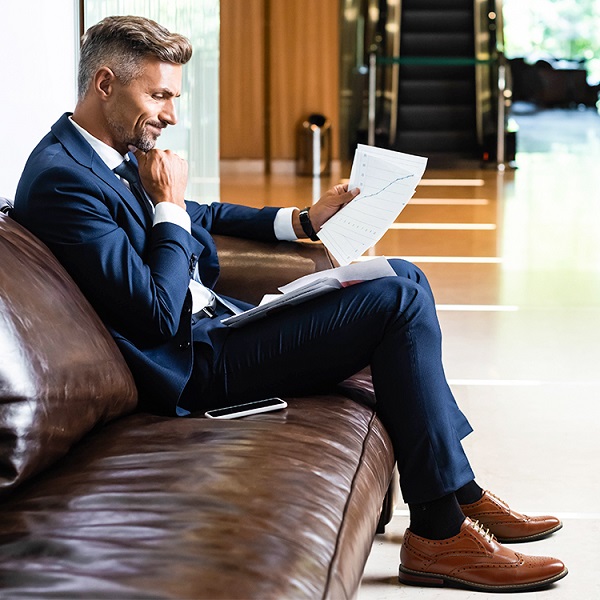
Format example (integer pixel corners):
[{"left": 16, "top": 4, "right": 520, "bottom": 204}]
[{"left": 105, "top": 58, "right": 182, "bottom": 154}]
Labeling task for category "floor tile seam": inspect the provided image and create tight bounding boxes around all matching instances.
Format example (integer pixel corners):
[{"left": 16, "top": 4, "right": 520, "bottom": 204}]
[
  {"left": 447, "top": 379, "right": 600, "bottom": 387},
  {"left": 357, "top": 255, "right": 504, "bottom": 263},
  {"left": 436, "top": 304, "right": 519, "bottom": 311}
]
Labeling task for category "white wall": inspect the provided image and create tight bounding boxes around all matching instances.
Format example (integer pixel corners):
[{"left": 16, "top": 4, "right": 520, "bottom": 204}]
[{"left": 0, "top": 0, "right": 79, "bottom": 199}]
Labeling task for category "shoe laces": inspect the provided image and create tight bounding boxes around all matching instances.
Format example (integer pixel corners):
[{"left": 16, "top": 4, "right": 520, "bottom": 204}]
[
  {"left": 488, "top": 490, "right": 505, "bottom": 503},
  {"left": 487, "top": 491, "right": 513, "bottom": 515},
  {"left": 472, "top": 519, "right": 495, "bottom": 543}
]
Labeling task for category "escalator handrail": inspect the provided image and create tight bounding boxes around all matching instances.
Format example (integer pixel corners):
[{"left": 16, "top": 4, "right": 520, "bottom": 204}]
[{"left": 376, "top": 56, "right": 495, "bottom": 66}]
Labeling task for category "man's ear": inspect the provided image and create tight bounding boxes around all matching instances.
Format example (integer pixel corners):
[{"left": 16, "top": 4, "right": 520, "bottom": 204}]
[{"left": 94, "top": 67, "right": 117, "bottom": 100}]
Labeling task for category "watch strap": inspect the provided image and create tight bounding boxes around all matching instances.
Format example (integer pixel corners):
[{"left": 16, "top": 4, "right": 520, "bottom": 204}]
[{"left": 298, "top": 207, "right": 320, "bottom": 241}]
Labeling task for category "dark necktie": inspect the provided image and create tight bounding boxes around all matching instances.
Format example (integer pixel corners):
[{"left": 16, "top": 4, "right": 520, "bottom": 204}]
[{"left": 114, "top": 160, "right": 153, "bottom": 218}]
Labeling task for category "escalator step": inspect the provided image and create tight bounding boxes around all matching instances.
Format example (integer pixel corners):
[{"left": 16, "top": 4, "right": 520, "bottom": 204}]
[
  {"left": 398, "top": 80, "right": 475, "bottom": 104},
  {"left": 399, "top": 64, "right": 474, "bottom": 81},
  {"left": 401, "top": 32, "right": 474, "bottom": 56},
  {"left": 394, "top": 130, "right": 479, "bottom": 154},
  {"left": 402, "top": 10, "right": 473, "bottom": 33},
  {"left": 398, "top": 105, "right": 474, "bottom": 130},
  {"left": 402, "top": 0, "right": 473, "bottom": 10}
]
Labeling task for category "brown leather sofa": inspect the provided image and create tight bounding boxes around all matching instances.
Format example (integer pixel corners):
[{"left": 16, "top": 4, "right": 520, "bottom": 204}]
[{"left": 0, "top": 199, "right": 396, "bottom": 599}]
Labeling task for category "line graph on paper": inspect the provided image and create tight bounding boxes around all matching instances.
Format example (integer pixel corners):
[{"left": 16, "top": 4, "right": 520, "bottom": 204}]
[
  {"left": 360, "top": 174, "right": 414, "bottom": 200},
  {"left": 317, "top": 145, "right": 427, "bottom": 265}
]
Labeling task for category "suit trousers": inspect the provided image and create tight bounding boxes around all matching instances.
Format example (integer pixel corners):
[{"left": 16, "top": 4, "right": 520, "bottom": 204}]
[{"left": 192, "top": 259, "right": 475, "bottom": 504}]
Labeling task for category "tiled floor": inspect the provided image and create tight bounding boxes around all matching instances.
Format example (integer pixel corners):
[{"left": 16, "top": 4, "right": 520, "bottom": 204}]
[
  {"left": 359, "top": 108, "right": 600, "bottom": 599},
  {"left": 221, "top": 106, "right": 600, "bottom": 599}
]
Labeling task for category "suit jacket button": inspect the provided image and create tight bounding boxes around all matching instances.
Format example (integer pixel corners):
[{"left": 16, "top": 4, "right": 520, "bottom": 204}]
[
  {"left": 189, "top": 254, "right": 198, "bottom": 275},
  {"left": 179, "top": 341, "right": 191, "bottom": 350}
]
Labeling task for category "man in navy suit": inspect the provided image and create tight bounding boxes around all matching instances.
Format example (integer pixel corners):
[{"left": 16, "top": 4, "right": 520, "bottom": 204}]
[{"left": 12, "top": 15, "right": 566, "bottom": 593}]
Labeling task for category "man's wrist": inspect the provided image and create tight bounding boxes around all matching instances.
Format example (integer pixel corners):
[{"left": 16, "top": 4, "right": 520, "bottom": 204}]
[{"left": 298, "top": 207, "right": 320, "bottom": 241}]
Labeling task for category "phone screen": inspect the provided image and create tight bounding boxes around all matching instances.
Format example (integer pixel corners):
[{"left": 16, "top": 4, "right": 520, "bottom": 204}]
[{"left": 204, "top": 397, "right": 287, "bottom": 419}]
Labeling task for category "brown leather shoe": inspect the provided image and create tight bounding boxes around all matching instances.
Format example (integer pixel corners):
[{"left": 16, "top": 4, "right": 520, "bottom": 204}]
[
  {"left": 461, "top": 490, "right": 563, "bottom": 542},
  {"left": 399, "top": 518, "right": 567, "bottom": 592}
]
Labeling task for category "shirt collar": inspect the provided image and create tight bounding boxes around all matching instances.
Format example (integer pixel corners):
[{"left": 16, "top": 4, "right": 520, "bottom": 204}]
[{"left": 68, "top": 116, "right": 127, "bottom": 171}]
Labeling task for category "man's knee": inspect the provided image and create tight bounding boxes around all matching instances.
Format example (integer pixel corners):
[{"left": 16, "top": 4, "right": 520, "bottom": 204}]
[
  {"left": 366, "top": 275, "right": 433, "bottom": 318},
  {"left": 388, "top": 258, "right": 424, "bottom": 280},
  {"left": 388, "top": 259, "right": 434, "bottom": 300}
]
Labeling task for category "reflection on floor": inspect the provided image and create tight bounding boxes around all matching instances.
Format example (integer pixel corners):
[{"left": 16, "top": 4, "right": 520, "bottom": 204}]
[{"left": 220, "top": 107, "right": 600, "bottom": 599}]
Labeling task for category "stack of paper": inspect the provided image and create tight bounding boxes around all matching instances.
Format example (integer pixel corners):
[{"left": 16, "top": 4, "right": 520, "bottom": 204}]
[
  {"left": 317, "top": 145, "right": 428, "bottom": 265},
  {"left": 221, "top": 257, "right": 396, "bottom": 328}
]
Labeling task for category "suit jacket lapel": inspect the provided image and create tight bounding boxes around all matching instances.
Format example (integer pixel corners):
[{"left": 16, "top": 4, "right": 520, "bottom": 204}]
[{"left": 51, "top": 114, "right": 151, "bottom": 229}]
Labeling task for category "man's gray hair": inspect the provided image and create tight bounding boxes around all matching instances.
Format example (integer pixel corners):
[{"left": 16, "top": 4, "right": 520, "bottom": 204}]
[{"left": 78, "top": 15, "right": 193, "bottom": 99}]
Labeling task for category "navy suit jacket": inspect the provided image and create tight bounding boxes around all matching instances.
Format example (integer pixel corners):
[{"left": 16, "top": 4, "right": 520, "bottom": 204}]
[{"left": 12, "top": 113, "right": 280, "bottom": 414}]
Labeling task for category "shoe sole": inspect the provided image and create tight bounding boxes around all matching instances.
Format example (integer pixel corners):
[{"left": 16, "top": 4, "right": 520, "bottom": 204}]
[
  {"left": 398, "top": 565, "right": 568, "bottom": 593},
  {"left": 494, "top": 522, "right": 563, "bottom": 544}
]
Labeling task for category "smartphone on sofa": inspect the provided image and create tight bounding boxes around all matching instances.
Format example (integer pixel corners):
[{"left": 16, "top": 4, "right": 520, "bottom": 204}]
[{"left": 204, "top": 397, "right": 287, "bottom": 419}]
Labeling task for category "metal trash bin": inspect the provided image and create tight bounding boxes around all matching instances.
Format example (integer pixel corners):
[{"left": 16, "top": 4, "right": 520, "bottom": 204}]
[{"left": 296, "top": 114, "right": 331, "bottom": 176}]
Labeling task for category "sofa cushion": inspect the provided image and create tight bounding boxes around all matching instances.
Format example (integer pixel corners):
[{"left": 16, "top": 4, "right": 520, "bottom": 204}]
[
  {"left": 0, "top": 213, "right": 137, "bottom": 495},
  {"left": 0, "top": 395, "right": 394, "bottom": 599},
  {"left": 213, "top": 234, "right": 335, "bottom": 305}
]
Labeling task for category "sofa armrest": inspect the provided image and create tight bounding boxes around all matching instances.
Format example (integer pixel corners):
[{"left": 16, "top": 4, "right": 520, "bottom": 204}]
[{"left": 213, "top": 235, "right": 334, "bottom": 305}]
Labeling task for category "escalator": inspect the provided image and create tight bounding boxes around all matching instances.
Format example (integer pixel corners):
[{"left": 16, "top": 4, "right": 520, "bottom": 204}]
[
  {"left": 340, "top": 0, "right": 506, "bottom": 167},
  {"left": 392, "top": 0, "right": 479, "bottom": 162}
]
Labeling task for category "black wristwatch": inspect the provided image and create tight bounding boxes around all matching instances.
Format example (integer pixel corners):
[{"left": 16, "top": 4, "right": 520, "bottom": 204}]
[{"left": 298, "top": 207, "right": 320, "bottom": 241}]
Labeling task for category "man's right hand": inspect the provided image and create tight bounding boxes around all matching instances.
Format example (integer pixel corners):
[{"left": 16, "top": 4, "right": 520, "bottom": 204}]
[
  {"left": 133, "top": 147, "right": 188, "bottom": 209},
  {"left": 309, "top": 183, "right": 360, "bottom": 231}
]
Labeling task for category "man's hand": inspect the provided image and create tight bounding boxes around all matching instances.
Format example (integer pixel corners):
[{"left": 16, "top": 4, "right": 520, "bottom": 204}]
[
  {"left": 133, "top": 147, "right": 188, "bottom": 209},
  {"left": 293, "top": 183, "right": 360, "bottom": 238}
]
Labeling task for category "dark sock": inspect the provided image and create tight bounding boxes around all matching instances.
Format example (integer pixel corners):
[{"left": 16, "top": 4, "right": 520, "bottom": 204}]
[
  {"left": 455, "top": 480, "right": 484, "bottom": 505},
  {"left": 408, "top": 493, "right": 465, "bottom": 540}
]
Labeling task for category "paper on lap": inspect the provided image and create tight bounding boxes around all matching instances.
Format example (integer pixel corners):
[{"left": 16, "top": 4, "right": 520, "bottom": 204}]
[{"left": 222, "top": 257, "right": 396, "bottom": 327}]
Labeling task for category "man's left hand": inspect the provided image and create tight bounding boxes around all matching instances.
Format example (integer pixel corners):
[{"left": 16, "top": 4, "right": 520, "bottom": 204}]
[{"left": 293, "top": 184, "right": 360, "bottom": 238}]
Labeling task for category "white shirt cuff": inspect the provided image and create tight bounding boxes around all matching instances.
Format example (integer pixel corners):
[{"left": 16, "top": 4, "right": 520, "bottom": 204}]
[
  {"left": 274, "top": 206, "right": 298, "bottom": 241},
  {"left": 154, "top": 202, "right": 191, "bottom": 234}
]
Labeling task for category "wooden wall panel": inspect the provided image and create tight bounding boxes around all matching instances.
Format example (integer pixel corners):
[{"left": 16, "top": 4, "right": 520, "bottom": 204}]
[
  {"left": 220, "top": 0, "right": 340, "bottom": 162},
  {"left": 219, "top": 0, "right": 265, "bottom": 159},
  {"left": 269, "top": 0, "right": 340, "bottom": 160}
]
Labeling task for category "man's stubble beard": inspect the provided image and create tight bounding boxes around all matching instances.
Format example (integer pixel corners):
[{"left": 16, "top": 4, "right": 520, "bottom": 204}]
[
  {"left": 107, "top": 117, "right": 158, "bottom": 153},
  {"left": 133, "top": 131, "right": 157, "bottom": 153}
]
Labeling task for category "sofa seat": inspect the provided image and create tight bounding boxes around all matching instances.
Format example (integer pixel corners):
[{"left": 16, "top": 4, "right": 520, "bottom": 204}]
[
  {"left": 0, "top": 394, "right": 393, "bottom": 599},
  {"left": 0, "top": 204, "right": 396, "bottom": 599}
]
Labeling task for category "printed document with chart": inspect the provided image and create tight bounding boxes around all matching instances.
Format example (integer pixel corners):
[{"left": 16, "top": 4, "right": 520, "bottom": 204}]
[
  {"left": 221, "top": 144, "right": 427, "bottom": 328},
  {"left": 317, "top": 144, "right": 428, "bottom": 266}
]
